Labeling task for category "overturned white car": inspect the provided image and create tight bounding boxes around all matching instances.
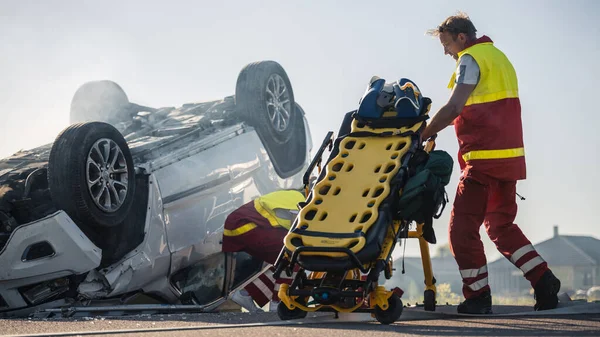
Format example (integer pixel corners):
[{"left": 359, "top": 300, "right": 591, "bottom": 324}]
[{"left": 0, "top": 60, "right": 313, "bottom": 317}]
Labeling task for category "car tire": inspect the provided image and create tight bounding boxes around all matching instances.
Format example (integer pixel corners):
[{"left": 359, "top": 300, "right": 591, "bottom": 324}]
[
  {"left": 70, "top": 80, "right": 130, "bottom": 125},
  {"left": 47, "top": 122, "right": 136, "bottom": 229},
  {"left": 235, "top": 60, "right": 297, "bottom": 144},
  {"left": 235, "top": 61, "right": 307, "bottom": 178}
]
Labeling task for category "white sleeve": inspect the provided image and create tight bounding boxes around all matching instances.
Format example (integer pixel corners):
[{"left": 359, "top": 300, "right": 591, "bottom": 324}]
[{"left": 456, "top": 54, "right": 480, "bottom": 85}]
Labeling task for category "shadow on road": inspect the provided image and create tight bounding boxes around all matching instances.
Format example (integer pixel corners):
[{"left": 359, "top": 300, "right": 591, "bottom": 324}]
[{"left": 290, "top": 314, "right": 600, "bottom": 336}]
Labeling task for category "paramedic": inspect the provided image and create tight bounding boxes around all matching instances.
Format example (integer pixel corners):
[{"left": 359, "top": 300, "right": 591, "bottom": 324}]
[
  {"left": 222, "top": 189, "right": 305, "bottom": 312},
  {"left": 421, "top": 12, "right": 561, "bottom": 314}
]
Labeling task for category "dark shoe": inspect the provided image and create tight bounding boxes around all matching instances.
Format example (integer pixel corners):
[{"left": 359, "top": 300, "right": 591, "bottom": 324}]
[
  {"left": 457, "top": 291, "right": 493, "bottom": 314},
  {"left": 534, "top": 270, "right": 561, "bottom": 311}
]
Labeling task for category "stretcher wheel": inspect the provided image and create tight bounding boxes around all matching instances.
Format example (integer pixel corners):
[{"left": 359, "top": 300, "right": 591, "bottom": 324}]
[
  {"left": 424, "top": 289, "right": 436, "bottom": 311},
  {"left": 277, "top": 300, "right": 308, "bottom": 320},
  {"left": 374, "top": 293, "right": 403, "bottom": 325}
]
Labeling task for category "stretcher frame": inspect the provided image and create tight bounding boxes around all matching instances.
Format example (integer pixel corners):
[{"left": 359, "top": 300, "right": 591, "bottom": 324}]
[{"left": 273, "top": 108, "right": 439, "bottom": 324}]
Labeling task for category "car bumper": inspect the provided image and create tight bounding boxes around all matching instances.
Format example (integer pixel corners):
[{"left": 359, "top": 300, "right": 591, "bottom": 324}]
[{"left": 0, "top": 211, "right": 101, "bottom": 311}]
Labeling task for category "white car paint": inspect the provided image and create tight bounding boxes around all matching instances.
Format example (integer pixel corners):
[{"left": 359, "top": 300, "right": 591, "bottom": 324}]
[
  {"left": 0, "top": 211, "right": 102, "bottom": 309},
  {"left": 0, "top": 60, "right": 314, "bottom": 316},
  {"left": 0, "top": 117, "right": 312, "bottom": 315}
]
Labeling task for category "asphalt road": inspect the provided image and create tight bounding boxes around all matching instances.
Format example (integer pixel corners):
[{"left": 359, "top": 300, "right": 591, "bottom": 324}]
[{"left": 2, "top": 311, "right": 600, "bottom": 337}]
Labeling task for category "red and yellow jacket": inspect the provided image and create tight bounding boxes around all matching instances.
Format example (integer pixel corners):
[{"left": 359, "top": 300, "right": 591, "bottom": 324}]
[
  {"left": 449, "top": 36, "right": 526, "bottom": 181},
  {"left": 222, "top": 190, "right": 304, "bottom": 251}
]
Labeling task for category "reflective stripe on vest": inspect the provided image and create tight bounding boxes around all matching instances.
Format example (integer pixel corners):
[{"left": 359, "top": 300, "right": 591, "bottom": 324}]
[
  {"left": 448, "top": 42, "right": 519, "bottom": 106},
  {"left": 224, "top": 222, "right": 257, "bottom": 237},
  {"left": 448, "top": 39, "right": 524, "bottom": 162},
  {"left": 224, "top": 190, "right": 304, "bottom": 237},
  {"left": 462, "top": 147, "right": 525, "bottom": 162},
  {"left": 253, "top": 190, "right": 305, "bottom": 230}
]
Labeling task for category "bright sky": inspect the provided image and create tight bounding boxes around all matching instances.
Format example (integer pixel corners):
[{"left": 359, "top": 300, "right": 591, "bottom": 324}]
[{"left": 1, "top": 0, "right": 599, "bottom": 260}]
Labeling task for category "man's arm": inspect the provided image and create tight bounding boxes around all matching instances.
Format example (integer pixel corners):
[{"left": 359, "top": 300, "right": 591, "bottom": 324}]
[{"left": 421, "top": 83, "right": 476, "bottom": 140}]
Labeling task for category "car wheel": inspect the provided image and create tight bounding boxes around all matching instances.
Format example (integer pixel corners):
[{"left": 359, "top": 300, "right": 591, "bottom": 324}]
[
  {"left": 70, "top": 80, "right": 131, "bottom": 125},
  {"left": 47, "top": 122, "right": 136, "bottom": 229},
  {"left": 235, "top": 60, "right": 297, "bottom": 144},
  {"left": 235, "top": 61, "right": 308, "bottom": 178},
  {"left": 258, "top": 102, "right": 308, "bottom": 179}
]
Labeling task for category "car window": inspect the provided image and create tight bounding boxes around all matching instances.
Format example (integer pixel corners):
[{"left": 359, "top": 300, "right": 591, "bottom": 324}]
[
  {"left": 229, "top": 252, "right": 265, "bottom": 291},
  {"left": 171, "top": 252, "right": 226, "bottom": 305}
]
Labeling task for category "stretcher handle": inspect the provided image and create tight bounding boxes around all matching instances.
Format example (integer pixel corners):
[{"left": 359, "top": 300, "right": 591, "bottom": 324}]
[
  {"left": 302, "top": 131, "right": 335, "bottom": 195},
  {"left": 423, "top": 134, "right": 437, "bottom": 153}
]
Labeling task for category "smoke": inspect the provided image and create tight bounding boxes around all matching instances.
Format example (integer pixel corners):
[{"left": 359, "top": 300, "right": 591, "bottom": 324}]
[{"left": 69, "top": 80, "right": 131, "bottom": 125}]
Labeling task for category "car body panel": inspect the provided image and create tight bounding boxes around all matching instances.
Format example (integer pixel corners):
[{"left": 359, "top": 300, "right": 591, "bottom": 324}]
[
  {"left": 0, "top": 211, "right": 102, "bottom": 308},
  {"left": 0, "top": 121, "right": 311, "bottom": 315},
  {"left": 77, "top": 173, "right": 175, "bottom": 301}
]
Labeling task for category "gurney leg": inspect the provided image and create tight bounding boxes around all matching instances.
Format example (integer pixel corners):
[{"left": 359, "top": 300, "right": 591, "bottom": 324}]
[{"left": 414, "top": 223, "right": 437, "bottom": 311}]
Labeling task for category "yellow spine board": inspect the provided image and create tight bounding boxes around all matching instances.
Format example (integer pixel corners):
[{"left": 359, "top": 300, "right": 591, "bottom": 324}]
[
  {"left": 377, "top": 220, "right": 402, "bottom": 261},
  {"left": 284, "top": 119, "right": 424, "bottom": 258}
]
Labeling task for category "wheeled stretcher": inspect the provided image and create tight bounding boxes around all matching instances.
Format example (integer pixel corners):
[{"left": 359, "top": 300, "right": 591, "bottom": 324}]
[{"left": 273, "top": 77, "right": 451, "bottom": 324}]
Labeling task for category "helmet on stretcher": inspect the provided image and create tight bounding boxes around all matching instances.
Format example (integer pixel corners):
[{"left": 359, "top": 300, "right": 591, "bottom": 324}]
[{"left": 357, "top": 77, "right": 425, "bottom": 120}]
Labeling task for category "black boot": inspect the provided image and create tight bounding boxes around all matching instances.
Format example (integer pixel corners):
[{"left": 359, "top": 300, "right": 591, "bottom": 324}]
[
  {"left": 534, "top": 270, "right": 561, "bottom": 311},
  {"left": 457, "top": 290, "right": 493, "bottom": 314}
]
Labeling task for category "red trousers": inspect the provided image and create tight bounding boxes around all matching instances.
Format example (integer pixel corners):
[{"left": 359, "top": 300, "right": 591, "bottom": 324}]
[
  {"left": 243, "top": 266, "right": 295, "bottom": 307},
  {"left": 449, "top": 167, "right": 548, "bottom": 299},
  {"left": 223, "top": 225, "right": 295, "bottom": 307},
  {"left": 223, "top": 226, "right": 288, "bottom": 266}
]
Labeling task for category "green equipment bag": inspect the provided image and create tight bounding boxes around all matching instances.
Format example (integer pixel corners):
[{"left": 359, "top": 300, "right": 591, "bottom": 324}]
[{"left": 395, "top": 149, "right": 454, "bottom": 244}]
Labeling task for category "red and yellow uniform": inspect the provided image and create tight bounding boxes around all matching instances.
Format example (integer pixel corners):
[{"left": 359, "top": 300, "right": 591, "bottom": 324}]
[
  {"left": 449, "top": 35, "right": 526, "bottom": 181},
  {"left": 222, "top": 190, "right": 304, "bottom": 264},
  {"left": 448, "top": 36, "right": 548, "bottom": 299},
  {"left": 222, "top": 190, "right": 304, "bottom": 308}
]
